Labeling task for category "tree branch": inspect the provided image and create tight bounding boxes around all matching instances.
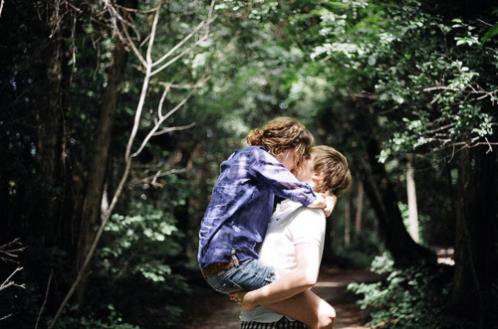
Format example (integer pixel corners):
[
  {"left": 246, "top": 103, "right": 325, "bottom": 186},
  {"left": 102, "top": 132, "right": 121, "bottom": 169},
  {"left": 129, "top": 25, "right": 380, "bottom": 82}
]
[{"left": 131, "top": 93, "right": 193, "bottom": 157}]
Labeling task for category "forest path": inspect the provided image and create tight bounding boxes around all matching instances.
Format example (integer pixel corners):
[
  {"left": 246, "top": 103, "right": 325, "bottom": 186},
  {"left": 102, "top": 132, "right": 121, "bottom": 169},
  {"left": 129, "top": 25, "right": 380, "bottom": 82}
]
[{"left": 187, "top": 268, "right": 382, "bottom": 329}]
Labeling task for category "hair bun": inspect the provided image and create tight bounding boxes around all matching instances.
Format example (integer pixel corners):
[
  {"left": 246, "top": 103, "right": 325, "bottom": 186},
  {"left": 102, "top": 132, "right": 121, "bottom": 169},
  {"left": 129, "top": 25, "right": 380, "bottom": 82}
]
[{"left": 246, "top": 128, "right": 264, "bottom": 145}]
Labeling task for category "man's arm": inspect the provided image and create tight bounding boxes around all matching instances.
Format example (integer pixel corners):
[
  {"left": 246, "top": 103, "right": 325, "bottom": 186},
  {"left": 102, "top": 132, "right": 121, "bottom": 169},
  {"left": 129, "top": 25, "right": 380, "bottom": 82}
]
[
  {"left": 237, "top": 209, "right": 326, "bottom": 309},
  {"left": 239, "top": 242, "right": 321, "bottom": 309}
]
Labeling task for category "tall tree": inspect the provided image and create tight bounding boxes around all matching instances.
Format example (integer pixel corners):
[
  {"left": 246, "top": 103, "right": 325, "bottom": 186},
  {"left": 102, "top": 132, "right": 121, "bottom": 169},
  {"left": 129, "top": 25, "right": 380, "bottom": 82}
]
[
  {"left": 406, "top": 155, "right": 420, "bottom": 242},
  {"left": 449, "top": 146, "right": 497, "bottom": 321},
  {"left": 354, "top": 183, "right": 364, "bottom": 233},
  {"left": 351, "top": 108, "right": 436, "bottom": 266},
  {"left": 75, "top": 0, "right": 138, "bottom": 304}
]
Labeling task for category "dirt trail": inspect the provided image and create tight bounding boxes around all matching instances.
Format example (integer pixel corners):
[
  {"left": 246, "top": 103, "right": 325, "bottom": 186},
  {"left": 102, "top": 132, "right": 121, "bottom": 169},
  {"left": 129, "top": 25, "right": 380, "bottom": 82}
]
[{"left": 188, "top": 268, "right": 382, "bottom": 329}]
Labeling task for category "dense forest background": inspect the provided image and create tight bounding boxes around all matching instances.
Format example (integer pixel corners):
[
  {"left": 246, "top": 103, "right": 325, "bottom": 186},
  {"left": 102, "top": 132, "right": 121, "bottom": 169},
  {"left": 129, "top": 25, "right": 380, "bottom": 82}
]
[{"left": 1, "top": 0, "right": 497, "bottom": 328}]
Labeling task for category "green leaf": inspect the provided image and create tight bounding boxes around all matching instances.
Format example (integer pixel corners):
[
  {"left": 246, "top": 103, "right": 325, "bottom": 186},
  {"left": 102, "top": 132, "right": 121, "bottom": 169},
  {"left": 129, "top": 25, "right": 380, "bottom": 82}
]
[{"left": 482, "top": 22, "right": 498, "bottom": 43}]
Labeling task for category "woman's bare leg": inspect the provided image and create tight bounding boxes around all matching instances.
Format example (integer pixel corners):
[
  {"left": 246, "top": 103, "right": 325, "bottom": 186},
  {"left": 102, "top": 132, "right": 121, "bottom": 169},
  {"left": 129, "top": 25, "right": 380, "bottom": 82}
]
[{"left": 262, "top": 290, "right": 336, "bottom": 329}]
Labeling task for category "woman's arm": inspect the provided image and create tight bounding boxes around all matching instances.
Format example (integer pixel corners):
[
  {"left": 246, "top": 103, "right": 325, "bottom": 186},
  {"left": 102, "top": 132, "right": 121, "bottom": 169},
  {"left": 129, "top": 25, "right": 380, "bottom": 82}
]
[
  {"left": 249, "top": 148, "right": 318, "bottom": 206},
  {"left": 249, "top": 148, "right": 337, "bottom": 215},
  {"left": 238, "top": 242, "right": 321, "bottom": 309},
  {"left": 237, "top": 208, "right": 326, "bottom": 309}
]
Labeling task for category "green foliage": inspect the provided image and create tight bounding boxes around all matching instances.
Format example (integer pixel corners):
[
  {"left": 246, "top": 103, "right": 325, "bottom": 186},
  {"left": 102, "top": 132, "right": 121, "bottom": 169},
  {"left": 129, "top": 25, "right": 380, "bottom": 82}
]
[
  {"left": 56, "top": 305, "right": 140, "bottom": 329},
  {"left": 94, "top": 174, "right": 191, "bottom": 326},
  {"left": 370, "top": 252, "right": 395, "bottom": 274},
  {"left": 99, "top": 200, "right": 185, "bottom": 285},
  {"left": 349, "top": 254, "right": 452, "bottom": 329}
]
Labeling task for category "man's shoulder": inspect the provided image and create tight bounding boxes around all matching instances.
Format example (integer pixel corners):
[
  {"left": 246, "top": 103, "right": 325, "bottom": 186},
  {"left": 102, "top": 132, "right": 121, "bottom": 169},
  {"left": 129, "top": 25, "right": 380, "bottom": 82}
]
[{"left": 293, "top": 206, "right": 325, "bottom": 220}]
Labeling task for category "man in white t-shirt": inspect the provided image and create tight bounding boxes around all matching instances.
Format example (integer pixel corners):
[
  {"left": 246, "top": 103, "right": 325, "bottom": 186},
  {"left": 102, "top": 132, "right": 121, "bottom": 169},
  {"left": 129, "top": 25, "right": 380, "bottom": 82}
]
[{"left": 233, "top": 146, "right": 352, "bottom": 329}]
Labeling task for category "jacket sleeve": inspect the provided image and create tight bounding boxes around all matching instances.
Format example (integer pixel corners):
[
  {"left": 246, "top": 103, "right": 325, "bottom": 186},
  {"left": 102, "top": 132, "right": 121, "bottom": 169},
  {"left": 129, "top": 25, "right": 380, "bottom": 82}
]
[{"left": 249, "top": 148, "right": 316, "bottom": 206}]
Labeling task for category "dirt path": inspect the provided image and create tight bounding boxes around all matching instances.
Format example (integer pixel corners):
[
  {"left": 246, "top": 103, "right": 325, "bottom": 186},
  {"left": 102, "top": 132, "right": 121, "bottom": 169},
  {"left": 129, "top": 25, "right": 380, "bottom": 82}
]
[{"left": 187, "top": 268, "right": 382, "bottom": 329}]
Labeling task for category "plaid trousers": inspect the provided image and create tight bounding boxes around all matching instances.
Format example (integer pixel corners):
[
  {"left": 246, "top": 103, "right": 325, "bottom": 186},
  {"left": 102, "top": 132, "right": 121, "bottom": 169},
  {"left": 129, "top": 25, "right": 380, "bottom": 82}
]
[{"left": 240, "top": 317, "right": 308, "bottom": 329}]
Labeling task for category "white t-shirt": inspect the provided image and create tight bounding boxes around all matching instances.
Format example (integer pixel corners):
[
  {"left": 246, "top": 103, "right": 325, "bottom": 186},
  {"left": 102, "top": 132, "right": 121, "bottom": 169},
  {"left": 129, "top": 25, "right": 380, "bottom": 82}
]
[{"left": 239, "top": 199, "right": 326, "bottom": 323}]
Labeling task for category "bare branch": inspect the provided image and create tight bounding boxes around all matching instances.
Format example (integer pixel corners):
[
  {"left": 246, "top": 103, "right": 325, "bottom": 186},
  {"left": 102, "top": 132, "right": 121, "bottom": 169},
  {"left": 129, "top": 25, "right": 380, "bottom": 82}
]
[
  {"left": 151, "top": 42, "right": 198, "bottom": 76},
  {"left": 424, "top": 84, "right": 498, "bottom": 104},
  {"left": 152, "top": 20, "right": 206, "bottom": 67},
  {"left": 160, "top": 92, "right": 192, "bottom": 121},
  {"left": 35, "top": 270, "right": 53, "bottom": 329},
  {"left": 130, "top": 168, "right": 188, "bottom": 188},
  {"left": 102, "top": 0, "right": 146, "bottom": 67},
  {"left": 0, "top": 267, "right": 25, "bottom": 292},
  {"left": 0, "top": 238, "right": 26, "bottom": 263},
  {"left": 146, "top": 6, "right": 161, "bottom": 65},
  {"left": 423, "top": 86, "right": 460, "bottom": 92},
  {"left": 157, "top": 83, "right": 172, "bottom": 118},
  {"left": 204, "top": 0, "right": 216, "bottom": 37},
  {"left": 161, "top": 77, "right": 211, "bottom": 90},
  {"left": 153, "top": 122, "right": 196, "bottom": 136},
  {"left": 0, "top": 314, "right": 12, "bottom": 321},
  {"left": 131, "top": 93, "right": 193, "bottom": 157},
  {"left": 121, "top": 18, "right": 146, "bottom": 67}
]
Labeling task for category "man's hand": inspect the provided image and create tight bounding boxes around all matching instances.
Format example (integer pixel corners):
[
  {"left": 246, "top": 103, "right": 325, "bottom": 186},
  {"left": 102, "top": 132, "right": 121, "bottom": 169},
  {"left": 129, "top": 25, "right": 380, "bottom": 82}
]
[{"left": 229, "top": 291, "right": 257, "bottom": 311}]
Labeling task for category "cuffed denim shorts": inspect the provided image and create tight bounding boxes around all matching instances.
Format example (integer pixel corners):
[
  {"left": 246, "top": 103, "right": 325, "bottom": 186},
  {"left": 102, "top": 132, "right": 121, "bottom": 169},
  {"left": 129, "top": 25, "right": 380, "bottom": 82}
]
[{"left": 204, "top": 258, "right": 276, "bottom": 294}]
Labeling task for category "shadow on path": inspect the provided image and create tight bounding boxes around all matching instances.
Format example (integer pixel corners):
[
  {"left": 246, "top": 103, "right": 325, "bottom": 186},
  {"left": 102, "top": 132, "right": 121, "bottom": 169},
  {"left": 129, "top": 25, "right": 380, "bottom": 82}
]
[{"left": 187, "top": 268, "right": 382, "bottom": 329}]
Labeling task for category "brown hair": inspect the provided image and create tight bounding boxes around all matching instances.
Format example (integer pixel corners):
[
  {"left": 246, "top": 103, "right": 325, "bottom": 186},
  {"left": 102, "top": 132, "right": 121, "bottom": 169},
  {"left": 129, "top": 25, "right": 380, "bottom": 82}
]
[
  {"left": 246, "top": 117, "right": 314, "bottom": 168},
  {"left": 311, "top": 145, "right": 352, "bottom": 195}
]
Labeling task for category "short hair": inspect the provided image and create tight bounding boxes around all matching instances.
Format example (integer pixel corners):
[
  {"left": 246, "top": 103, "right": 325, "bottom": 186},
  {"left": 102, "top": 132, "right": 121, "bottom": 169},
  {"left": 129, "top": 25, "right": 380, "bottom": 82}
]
[
  {"left": 311, "top": 145, "right": 352, "bottom": 195},
  {"left": 246, "top": 117, "right": 314, "bottom": 169}
]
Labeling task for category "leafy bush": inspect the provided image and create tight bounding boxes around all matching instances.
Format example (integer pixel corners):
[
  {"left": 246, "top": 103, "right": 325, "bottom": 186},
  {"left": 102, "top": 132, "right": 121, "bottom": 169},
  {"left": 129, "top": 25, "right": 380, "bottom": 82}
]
[
  {"left": 92, "top": 174, "right": 192, "bottom": 327},
  {"left": 348, "top": 253, "right": 452, "bottom": 329},
  {"left": 56, "top": 305, "right": 140, "bottom": 329}
]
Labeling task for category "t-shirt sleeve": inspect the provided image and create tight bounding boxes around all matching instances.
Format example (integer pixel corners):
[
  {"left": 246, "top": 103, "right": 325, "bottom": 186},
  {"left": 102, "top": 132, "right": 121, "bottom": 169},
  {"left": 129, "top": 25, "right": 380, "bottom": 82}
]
[{"left": 287, "top": 208, "right": 326, "bottom": 246}]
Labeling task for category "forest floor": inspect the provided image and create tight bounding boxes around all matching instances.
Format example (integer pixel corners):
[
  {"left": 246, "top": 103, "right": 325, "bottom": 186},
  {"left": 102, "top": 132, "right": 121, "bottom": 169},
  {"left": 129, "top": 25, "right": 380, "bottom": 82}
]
[{"left": 185, "top": 268, "right": 383, "bottom": 329}]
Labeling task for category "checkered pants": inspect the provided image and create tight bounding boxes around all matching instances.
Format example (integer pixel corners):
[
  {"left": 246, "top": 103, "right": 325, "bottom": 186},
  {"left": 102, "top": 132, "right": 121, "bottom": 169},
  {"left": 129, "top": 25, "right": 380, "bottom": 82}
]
[{"left": 240, "top": 317, "right": 308, "bottom": 329}]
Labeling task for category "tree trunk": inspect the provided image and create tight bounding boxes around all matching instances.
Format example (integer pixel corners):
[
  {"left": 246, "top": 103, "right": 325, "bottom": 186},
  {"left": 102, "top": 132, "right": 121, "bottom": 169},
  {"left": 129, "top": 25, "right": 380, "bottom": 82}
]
[
  {"left": 354, "top": 182, "right": 364, "bottom": 233},
  {"left": 448, "top": 147, "right": 497, "bottom": 324},
  {"left": 37, "top": 0, "right": 65, "bottom": 246},
  {"left": 356, "top": 139, "right": 436, "bottom": 266},
  {"left": 75, "top": 0, "right": 137, "bottom": 305},
  {"left": 406, "top": 155, "right": 420, "bottom": 242},
  {"left": 344, "top": 198, "right": 351, "bottom": 247}
]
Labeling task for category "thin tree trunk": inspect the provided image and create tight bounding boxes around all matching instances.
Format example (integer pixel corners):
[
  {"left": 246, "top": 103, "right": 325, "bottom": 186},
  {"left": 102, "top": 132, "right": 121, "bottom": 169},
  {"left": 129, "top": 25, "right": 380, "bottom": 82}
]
[
  {"left": 344, "top": 199, "right": 351, "bottom": 247},
  {"left": 38, "top": 0, "right": 65, "bottom": 246},
  {"left": 75, "top": 0, "right": 137, "bottom": 305},
  {"left": 354, "top": 182, "right": 364, "bottom": 233},
  {"left": 406, "top": 155, "right": 419, "bottom": 242},
  {"left": 448, "top": 147, "right": 497, "bottom": 324}
]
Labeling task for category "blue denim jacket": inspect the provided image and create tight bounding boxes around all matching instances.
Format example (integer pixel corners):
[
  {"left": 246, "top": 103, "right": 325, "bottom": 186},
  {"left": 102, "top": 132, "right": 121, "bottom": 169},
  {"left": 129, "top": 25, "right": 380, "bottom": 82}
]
[{"left": 197, "top": 146, "right": 316, "bottom": 268}]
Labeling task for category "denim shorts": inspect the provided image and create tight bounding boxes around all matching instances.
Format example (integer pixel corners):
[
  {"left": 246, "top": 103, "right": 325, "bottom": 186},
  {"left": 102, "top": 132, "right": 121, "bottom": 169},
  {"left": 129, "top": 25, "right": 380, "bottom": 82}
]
[{"left": 204, "top": 258, "right": 276, "bottom": 294}]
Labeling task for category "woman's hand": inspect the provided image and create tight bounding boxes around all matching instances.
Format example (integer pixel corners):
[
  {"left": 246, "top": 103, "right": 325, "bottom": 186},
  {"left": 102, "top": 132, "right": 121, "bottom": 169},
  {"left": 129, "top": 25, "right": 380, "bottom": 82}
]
[
  {"left": 229, "top": 291, "right": 257, "bottom": 311},
  {"left": 307, "top": 194, "right": 326, "bottom": 209},
  {"left": 307, "top": 193, "right": 337, "bottom": 217},
  {"left": 322, "top": 193, "right": 337, "bottom": 218}
]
